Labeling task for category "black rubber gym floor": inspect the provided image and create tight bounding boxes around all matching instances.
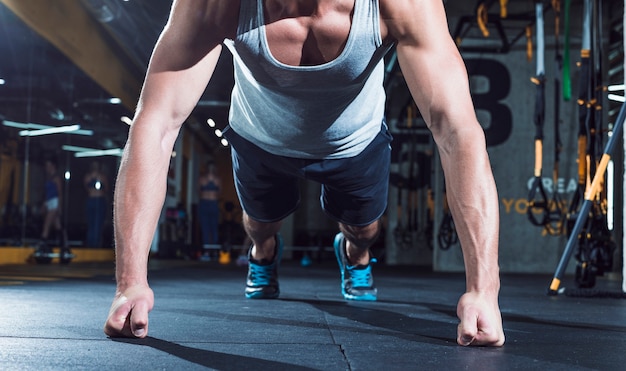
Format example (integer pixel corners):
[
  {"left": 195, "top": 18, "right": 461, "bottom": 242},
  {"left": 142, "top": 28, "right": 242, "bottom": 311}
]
[{"left": 1, "top": 259, "right": 624, "bottom": 370}]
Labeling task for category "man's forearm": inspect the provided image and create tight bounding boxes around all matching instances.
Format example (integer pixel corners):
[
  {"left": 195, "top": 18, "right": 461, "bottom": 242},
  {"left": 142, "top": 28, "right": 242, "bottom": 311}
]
[
  {"left": 113, "top": 122, "right": 174, "bottom": 290},
  {"left": 439, "top": 129, "right": 501, "bottom": 294}
]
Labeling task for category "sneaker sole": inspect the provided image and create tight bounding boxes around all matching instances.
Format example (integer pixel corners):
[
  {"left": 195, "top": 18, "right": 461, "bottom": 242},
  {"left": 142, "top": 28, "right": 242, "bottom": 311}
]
[
  {"left": 245, "top": 291, "right": 279, "bottom": 299},
  {"left": 343, "top": 292, "right": 377, "bottom": 301}
]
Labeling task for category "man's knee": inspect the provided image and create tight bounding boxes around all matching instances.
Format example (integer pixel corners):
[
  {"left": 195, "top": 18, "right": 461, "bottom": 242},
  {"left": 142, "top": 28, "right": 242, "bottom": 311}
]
[
  {"left": 339, "top": 221, "right": 380, "bottom": 250},
  {"left": 243, "top": 213, "right": 282, "bottom": 240}
]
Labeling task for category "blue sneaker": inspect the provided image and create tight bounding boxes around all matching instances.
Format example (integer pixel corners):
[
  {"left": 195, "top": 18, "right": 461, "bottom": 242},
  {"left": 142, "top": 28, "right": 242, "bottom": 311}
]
[
  {"left": 333, "top": 233, "right": 377, "bottom": 301},
  {"left": 245, "top": 234, "right": 283, "bottom": 299}
]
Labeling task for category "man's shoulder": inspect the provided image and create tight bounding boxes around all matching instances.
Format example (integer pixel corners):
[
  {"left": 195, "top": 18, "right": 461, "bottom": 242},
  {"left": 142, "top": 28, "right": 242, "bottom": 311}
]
[
  {"left": 208, "top": 0, "right": 241, "bottom": 26},
  {"left": 378, "top": 0, "right": 413, "bottom": 19},
  {"left": 378, "top": 0, "right": 440, "bottom": 42},
  {"left": 173, "top": 0, "right": 240, "bottom": 38}
]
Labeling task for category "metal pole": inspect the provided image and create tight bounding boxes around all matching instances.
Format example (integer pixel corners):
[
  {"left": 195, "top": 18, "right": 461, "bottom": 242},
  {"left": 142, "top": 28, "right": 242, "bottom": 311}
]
[{"left": 548, "top": 101, "right": 626, "bottom": 295}]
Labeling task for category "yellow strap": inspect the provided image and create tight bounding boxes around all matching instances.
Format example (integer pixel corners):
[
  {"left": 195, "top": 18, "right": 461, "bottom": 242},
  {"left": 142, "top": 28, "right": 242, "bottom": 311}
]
[
  {"left": 500, "top": 0, "right": 508, "bottom": 18},
  {"left": 552, "top": 0, "right": 560, "bottom": 38},
  {"left": 577, "top": 136, "right": 587, "bottom": 184},
  {"left": 534, "top": 140, "right": 543, "bottom": 177},
  {"left": 585, "top": 154, "right": 611, "bottom": 201},
  {"left": 477, "top": 3, "right": 490, "bottom": 37}
]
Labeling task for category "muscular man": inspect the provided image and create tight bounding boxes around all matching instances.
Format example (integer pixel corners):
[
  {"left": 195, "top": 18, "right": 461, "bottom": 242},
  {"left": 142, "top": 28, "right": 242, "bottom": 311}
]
[{"left": 104, "top": 0, "right": 505, "bottom": 347}]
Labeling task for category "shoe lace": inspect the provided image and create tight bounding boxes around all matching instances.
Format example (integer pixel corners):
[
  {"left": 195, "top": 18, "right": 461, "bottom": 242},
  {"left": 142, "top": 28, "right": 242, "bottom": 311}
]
[
  {"left": 249, "top": 263, "right": 273, "bottom": 286},
  {"left": 348, "top": 258, "right": 377, "bottom": 288}
]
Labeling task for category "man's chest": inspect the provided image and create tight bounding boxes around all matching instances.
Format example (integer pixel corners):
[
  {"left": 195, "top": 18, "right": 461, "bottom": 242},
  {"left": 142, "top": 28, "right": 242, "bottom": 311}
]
[{"left": 263, "top": 5, "right": 353, "bottom": 66}]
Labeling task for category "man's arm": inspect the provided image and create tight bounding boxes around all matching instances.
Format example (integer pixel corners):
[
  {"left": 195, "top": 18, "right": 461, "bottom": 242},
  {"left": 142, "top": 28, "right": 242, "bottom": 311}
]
[
  {"left": 104, "top": 0, "right": 238, "bottom": 338},
  {"left": 381, "top": 0, "right": 505, "bottom": 346}
]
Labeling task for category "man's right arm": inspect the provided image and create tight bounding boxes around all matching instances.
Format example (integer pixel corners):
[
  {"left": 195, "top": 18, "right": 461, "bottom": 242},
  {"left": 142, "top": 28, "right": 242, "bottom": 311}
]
[
  {"left": 104, "top": 0, "right": 238, "bottom": 338},
  {"left": 381, "top": 0, "right": 504, "bottom": 346}
]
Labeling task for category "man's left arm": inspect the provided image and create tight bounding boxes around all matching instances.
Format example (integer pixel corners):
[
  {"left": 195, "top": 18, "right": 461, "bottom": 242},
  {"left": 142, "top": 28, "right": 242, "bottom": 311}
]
[{"left": 381, "top": 0, "right": 505, "bottom": 346}]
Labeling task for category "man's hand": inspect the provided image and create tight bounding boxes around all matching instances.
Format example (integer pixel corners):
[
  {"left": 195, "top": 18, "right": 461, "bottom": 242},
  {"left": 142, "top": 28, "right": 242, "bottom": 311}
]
[
  {"left": 104, "top": 285, "right": 154, "bottom": 338},
  {"left": 456, "top": 292, "right": 505, "bottom": 347}
]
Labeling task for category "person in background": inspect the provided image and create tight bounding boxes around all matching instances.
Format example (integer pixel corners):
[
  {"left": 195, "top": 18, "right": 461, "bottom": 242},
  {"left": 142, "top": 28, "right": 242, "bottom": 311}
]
[
  {"left": 84, "top": 161, "right": 109, "bottom": 248},
  {"left": 198, "top": 161, "right": 222, "bottom": 261},
  {"left": 41, "top": 158, "right": 64, "bottom": 246}
]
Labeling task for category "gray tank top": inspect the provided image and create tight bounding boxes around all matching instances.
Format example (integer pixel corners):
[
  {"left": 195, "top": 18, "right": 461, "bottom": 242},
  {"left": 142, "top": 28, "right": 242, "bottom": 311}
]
[{"left": 224, "top": 0, "right": 393, "bottom": 159}]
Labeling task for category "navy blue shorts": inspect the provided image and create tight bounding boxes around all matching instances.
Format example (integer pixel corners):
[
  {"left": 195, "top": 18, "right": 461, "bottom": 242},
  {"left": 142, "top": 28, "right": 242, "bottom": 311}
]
[{"left": 223, "top": 124, "right": 392, "bottom": 226}]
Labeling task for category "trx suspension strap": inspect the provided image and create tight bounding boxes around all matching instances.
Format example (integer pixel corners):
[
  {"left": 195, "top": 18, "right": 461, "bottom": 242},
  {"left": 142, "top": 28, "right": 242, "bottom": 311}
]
[
  {"left": 566, "top": 0, "right": 593, "bottom": 231},
  {"left": 548, "top": 101, "right": 626, "bottom": 295},
  {"left": 500, "top": 0, "right": 508, "bottom": 18},
  {"left": 575, "top": 0, "right": 615, "bottom": 289},
  {"left": 562, "top": 0, "right": 572, "bottom": 101},
  {"left": 592, "top": 0, "right": 605, "bottom": 178},
  {"left": 476, "top": 0, "right": 510, "bottom": 37},
  {"left": 527, "top": 1, "right": 549, "bottom": 227},
  {"left": 526, "top": 25, "right": 533, "bottom": 62},
  {"left": 583, "top": 0, "right": 599, "bottom": 201},
  {"left": 545, "top": 0, "right": 565, "bottom": 235},
  {"left": 437, "top": 186, "right": 458, "bottom": 251},
  {"left": 477, "top": 1, "right": 490, "bottom": 38}
]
